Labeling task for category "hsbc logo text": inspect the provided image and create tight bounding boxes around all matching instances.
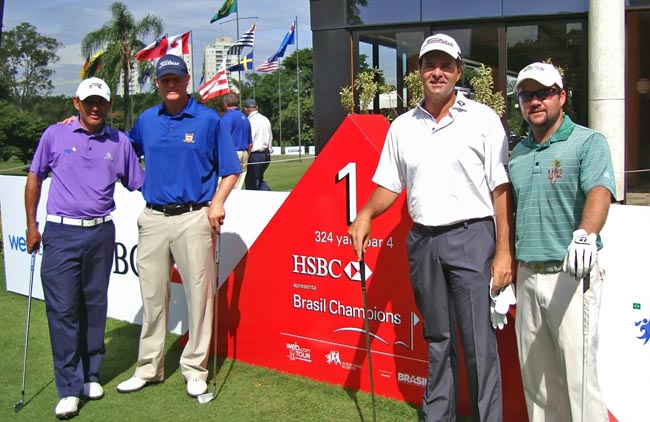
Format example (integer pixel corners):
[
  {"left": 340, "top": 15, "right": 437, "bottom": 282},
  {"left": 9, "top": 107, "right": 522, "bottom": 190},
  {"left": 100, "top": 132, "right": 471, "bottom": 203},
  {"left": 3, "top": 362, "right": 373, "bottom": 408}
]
[
  {"left": 292, "top": 255, "right": 373, "bottom": 281},
  {"left": 292, "top": 255, "right": 343, "bottom": 278}
]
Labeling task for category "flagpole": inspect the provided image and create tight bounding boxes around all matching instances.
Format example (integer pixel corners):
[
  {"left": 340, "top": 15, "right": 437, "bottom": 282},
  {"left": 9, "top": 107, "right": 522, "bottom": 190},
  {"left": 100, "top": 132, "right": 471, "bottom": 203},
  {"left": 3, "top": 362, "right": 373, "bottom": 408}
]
[
  {"left": 190, "top": 30, "right": 195, "bottom": 93},
  {"left": 295, "top": 17, "right": 301, "bottom": 159},
  {"left": 278, "top": 70, "right": 282, "bottom": 147}
]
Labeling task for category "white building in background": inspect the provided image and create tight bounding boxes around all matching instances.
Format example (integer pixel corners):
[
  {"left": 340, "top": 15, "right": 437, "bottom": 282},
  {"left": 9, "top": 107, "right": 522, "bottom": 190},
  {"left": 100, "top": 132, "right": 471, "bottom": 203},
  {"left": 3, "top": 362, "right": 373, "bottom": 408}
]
[
  {"left": 116, "top": 49, "right": 194, "bottom": 95},
  {"left": 203, "top": 36, "right": 243, "bottom": 93}
]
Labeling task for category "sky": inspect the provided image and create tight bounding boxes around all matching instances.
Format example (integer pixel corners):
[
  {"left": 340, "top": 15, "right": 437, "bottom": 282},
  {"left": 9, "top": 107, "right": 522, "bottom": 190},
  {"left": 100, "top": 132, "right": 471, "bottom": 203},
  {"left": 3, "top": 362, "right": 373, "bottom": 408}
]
[{"left": 3, "top": 0, "right": 313, "bottom": 95}]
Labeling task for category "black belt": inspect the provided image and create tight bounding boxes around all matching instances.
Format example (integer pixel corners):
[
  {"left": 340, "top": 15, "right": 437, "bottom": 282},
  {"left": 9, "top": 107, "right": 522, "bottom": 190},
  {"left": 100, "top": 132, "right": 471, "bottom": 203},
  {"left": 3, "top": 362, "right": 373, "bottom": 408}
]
[
  {"left": 146, "top": 202, "right": 209, "bottom": 216},
  {"left": 415, "top": 216, "right": 493, "bottom": 235}
]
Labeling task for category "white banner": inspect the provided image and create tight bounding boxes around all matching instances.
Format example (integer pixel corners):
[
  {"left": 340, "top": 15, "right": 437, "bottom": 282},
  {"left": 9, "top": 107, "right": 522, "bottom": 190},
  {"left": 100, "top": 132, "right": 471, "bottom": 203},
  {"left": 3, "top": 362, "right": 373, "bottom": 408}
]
[{"left": 0, "top": 175, "right": 287, "bottom": 334}]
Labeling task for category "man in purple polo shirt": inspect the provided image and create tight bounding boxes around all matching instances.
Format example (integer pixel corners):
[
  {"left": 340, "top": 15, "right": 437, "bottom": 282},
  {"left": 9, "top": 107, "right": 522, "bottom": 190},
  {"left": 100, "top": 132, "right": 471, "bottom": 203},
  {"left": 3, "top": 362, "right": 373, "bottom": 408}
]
[{"left": 24, "top": 77, "right": 144, "bottom": 419}]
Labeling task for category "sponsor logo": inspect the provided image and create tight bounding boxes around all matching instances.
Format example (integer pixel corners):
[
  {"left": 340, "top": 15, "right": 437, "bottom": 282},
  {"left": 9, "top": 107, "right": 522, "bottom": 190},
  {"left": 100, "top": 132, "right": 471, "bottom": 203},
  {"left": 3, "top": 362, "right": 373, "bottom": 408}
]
[
  {"left": 324, "top": 349, "right": 361, "bottom": 371},
  {"left": 635, "top": 317, "right": 650, "bottom": 345},
  {"left": 397, "top": 371, "right": 427, "bottom": 387},
  {"left": 286, "top": 342, "right": 311, "bottom": 363},
  {"left": 183, "top": 133, "right": 195, "bottom": 143},
  {"left": 291, "top": 255, "right": 372, "bottom": 281},
  {"left": 547, "top": 159, "right": 563, "bottom": 184},
  {"left": 104, "top": 152, "right": 113, "bottom": 160}
]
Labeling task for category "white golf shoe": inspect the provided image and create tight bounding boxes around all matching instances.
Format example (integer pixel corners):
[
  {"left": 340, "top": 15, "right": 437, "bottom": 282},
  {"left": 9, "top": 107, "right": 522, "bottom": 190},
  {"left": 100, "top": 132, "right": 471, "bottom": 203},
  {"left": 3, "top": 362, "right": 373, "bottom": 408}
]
[
  {"left": 83, "top": 382, "right": 104, "bottom": 400},
  {"left": 116, "top": 376, "right": 147, "bottom": 393},
  {"left": 55, "top": 396, "right": 79, "bottom": 419},
  {"left": 186, "top": 378, "right": 207, "bottom": 397}
]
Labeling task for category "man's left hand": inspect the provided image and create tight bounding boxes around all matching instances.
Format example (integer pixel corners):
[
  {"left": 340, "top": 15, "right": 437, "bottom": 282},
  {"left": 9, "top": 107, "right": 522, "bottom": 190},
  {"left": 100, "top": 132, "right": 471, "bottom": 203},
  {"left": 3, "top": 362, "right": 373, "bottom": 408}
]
[{"left": 563, "top": 229, "right": 597, "bottom": 280}]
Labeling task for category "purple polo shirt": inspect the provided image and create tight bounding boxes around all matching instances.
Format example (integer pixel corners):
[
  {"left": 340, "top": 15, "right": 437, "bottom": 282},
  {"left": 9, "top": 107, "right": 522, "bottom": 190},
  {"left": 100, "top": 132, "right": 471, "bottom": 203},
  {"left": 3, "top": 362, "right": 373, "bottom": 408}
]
[{"left": 29, "top": 119, "right": 144, "bottom": 218}]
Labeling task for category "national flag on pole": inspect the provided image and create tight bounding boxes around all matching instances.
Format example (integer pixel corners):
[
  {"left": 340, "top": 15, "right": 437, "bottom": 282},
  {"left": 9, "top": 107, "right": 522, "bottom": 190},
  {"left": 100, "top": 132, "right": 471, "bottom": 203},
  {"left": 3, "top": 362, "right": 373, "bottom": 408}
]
[
  {"left": 211, "top": 0, "right": 237, "bottom": 23},
  {"left": 228, "top": 52, "right": 254, "bottom": 72},
  {"left": 274, "top": 20, "right": 296, "bottom": 58},
  {"left": 256, "top": 56, "right": 279, "bottom": 73},
  {"left": 80, "top": 49, "right": 104, "bottom": 79},
  {"left": 199, "top": 67, "right": 230, "bottom": 102},
  {"left": 227, "top": 23, "right": 256, "bottom": 56},
  {"left": 135, "top": 31, "right": 190, "bottom": 61}
]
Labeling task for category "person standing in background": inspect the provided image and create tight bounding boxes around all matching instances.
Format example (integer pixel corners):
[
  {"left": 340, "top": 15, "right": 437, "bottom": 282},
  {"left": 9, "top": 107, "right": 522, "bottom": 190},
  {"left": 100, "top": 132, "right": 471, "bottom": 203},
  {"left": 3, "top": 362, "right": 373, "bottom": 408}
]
[
  {"left": 222, "top": 93, "right": 252, "bottom": 189},
  {"left": 243, "top": 98, "right": 273, "bottom": 190},
  {"left": 25, "top": 77, "right": 144, "bottom": 419}
]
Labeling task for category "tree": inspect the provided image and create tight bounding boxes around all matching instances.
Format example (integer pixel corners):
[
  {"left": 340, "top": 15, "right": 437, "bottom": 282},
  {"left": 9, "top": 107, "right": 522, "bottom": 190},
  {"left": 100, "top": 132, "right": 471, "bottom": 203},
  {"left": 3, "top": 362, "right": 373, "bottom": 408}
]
[
  {"left": 0, "top": 22, "right": 62, "bottom": 111},
  {"left": 82, "top": 2, "right": 163, "bottom": 130},
  {"left": 238, "top": 48, "right": 314, "bottom": 147},
  {"left": 0, "top": 100, "right": 47, "bottom": 163}
]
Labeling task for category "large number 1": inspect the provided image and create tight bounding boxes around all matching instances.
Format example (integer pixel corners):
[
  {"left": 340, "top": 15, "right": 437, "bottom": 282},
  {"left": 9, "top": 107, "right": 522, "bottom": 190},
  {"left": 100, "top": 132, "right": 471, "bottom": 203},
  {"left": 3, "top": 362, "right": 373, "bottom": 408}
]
[{"left": 335, "top": 162, "right": 357, "bottom": 226}]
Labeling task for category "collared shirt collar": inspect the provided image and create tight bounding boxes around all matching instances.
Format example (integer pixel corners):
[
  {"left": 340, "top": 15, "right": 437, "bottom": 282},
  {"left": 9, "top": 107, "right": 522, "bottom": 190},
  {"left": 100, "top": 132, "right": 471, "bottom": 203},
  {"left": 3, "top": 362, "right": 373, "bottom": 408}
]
[
  {"left": 522, "top": 114, "right": 575, "bottom": 150},
  {"left": 415, "top": 90, "right": 469, "bottom": 119},
  {"left": 71, "top": 116, "right": 109, "bottom": 138},
  {"left": 157, "top": 95, "right": 197, "bottom": 118}
]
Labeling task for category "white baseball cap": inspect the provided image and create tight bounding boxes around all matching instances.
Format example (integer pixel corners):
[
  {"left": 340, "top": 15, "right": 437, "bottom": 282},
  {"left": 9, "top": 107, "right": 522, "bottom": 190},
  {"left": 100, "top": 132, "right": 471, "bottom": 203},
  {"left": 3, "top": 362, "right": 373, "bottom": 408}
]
[
  {"left": 515, "top": 62, "right": 564, "bottom": 90},
  {"left": 76, "top": 77, "right": 111, "bottom": 101},
  {"left": 419, "top": 34, "right": 462, "bottom": 61}
]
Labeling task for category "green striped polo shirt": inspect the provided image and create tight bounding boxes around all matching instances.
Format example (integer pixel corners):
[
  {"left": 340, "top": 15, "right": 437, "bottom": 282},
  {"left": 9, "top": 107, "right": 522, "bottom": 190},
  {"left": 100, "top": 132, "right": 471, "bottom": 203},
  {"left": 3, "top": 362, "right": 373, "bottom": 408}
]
[{"left": 509, "top": 115, "right": 616, "bottom": 262}]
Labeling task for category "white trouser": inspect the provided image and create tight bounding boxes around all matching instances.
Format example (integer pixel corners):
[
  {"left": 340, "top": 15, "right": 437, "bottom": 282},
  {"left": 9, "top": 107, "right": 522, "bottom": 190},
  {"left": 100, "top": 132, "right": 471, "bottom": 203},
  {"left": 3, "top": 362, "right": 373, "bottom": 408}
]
[{"left": 515, "top": 263, "right": 609, "bottom": 422}]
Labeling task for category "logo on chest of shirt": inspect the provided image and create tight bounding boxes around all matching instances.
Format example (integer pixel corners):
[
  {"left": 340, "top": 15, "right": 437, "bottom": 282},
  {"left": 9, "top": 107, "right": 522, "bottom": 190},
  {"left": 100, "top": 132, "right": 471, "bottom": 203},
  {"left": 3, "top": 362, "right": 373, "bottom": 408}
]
[
  {"left": 64, "top": 147, "right": 77, "bottom": 155},
  {"left": 104, "top": 152, "right": 113, "bottom": 160},
  {"left": 547, "top": 159, "right": 563, "bottom": 184},
  {"left": 183, "top": 133, "right": 195, "bottom": 143}
]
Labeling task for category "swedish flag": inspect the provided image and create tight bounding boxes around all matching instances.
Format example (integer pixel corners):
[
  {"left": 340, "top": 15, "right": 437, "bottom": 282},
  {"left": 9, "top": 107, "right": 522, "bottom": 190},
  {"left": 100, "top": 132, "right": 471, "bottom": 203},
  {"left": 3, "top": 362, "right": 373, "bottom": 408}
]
[{"left": 228, "top": 52, "right": 254, "bottom": 72}]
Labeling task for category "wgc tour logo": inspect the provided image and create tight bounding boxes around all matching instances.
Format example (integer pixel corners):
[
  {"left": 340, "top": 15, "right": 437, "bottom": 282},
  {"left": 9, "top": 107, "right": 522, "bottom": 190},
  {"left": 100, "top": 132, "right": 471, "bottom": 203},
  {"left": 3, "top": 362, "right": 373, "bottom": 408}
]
[{"left": 635, "top": 317, "right": 650, "bottom": 345}]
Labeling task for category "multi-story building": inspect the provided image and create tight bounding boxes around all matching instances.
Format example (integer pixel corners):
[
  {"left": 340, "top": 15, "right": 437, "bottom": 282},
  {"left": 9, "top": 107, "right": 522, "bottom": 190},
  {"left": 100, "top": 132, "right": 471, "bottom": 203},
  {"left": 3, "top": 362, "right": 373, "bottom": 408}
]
[{"left": 203, "top": 36, "right": 246, "bottom": 92}]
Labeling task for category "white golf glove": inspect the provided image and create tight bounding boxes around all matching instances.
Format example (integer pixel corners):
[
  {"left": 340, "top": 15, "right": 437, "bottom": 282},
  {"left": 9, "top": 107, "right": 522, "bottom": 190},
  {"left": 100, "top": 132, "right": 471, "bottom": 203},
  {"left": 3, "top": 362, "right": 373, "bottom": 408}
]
[
  {"left": 563, "top": 229, "right": 597, "bottom": 280},
  {"left": 489, "top": 279, "right": 516, "bottom": 330}
]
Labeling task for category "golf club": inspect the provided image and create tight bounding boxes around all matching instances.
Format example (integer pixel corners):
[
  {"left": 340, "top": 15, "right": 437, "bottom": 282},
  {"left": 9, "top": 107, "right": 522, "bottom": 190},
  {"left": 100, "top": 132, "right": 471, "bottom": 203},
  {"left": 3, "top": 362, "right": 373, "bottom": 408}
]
[
  {"left": 14, "top": 251, "right": 37, "bottom": 412},
  {"left": 198, "top": 233, "right": 221, "bottom": 404},
  {"left": 359, "top": 257, "right": 376, "bottom": 422},
  {"left": 581, "top": 273, "right": 590, "bottom": 422}
]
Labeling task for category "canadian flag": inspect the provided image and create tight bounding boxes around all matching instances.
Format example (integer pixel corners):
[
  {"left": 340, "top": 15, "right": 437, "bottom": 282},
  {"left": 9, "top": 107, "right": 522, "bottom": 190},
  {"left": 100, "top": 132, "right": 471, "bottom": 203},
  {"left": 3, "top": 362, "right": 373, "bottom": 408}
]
[
  {"left": 199, "top": 67, "right": 230, "bottom": 102},
  {"left": 136, "top": 31, "right": 190, "bottom": 61}
]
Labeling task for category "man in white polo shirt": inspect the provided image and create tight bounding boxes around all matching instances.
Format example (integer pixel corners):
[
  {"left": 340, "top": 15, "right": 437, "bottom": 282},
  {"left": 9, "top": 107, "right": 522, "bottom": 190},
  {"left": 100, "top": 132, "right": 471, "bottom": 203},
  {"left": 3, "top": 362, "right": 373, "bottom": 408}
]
[{"left": 349, "top": 34, "right": 514, "bottom": 421}]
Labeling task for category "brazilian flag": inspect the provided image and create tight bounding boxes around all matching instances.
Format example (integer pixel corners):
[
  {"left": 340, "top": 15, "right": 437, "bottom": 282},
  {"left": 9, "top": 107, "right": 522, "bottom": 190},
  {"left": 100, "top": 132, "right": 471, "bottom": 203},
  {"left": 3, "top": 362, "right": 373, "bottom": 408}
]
[{"left": 211, "top": 0, "right": 237, "bottom": 23}]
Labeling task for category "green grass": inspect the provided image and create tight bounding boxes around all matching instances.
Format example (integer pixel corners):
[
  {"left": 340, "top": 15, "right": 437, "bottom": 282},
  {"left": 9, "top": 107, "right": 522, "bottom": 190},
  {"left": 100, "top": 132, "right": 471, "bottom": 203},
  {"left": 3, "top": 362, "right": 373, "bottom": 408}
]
[
  {"left": 0, "top": 259, "right": 420, "bottom": 421},
  {"left": 262, "top": 154, "right": 316, "bottom": 192}
]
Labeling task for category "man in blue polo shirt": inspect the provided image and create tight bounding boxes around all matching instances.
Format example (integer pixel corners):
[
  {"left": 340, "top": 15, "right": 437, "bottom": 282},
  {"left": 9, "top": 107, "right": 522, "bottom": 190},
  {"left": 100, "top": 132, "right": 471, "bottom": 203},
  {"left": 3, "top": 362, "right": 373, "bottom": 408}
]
[
  {"left": 25, "top": 77, "right": 144, "bottom": 419},
  {"left": 221, "top": 92, "right": 252, "bottom": 189},
  {"left": 116, "top": 54, "right": 240, "bottom": 398},
  {"left": 509, "top": 62, "right": 615, "bottom": 422}
]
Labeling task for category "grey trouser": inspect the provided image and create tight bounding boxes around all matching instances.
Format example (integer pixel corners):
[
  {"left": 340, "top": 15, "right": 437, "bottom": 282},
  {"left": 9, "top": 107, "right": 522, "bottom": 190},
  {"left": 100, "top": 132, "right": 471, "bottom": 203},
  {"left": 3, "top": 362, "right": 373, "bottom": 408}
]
[{"left": 407, "top": 218, "right": 502, "bottom": 422}]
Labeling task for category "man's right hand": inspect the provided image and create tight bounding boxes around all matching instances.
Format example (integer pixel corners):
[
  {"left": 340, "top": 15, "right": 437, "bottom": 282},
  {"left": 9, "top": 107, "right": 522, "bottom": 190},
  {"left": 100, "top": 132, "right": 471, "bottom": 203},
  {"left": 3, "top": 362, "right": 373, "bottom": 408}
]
[
  {"left": 348, "top": 213, "right": 372, "bottom": 261},
  {"left": 58, "top": 115, "right": 76, "bottom": 125},
  {"left": 26, "top": 227, "right": 41, "bottom": 254}
]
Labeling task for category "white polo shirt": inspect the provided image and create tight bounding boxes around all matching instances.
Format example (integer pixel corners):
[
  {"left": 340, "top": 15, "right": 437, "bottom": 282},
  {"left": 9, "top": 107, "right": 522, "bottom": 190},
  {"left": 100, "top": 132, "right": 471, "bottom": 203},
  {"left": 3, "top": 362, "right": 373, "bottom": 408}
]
[
  {"left": 248, "top": 110, "right": 273, "bottom": 152},
  {"left": 373, "top": 92, "right": 509, "bottom": 226}
]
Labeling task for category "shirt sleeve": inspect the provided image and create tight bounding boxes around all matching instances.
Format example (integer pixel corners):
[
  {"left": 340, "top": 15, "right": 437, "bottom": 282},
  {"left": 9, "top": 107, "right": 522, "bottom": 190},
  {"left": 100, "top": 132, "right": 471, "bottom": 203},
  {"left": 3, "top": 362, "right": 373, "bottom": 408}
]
[
  {"left": 118, "top": 131, "right": 145, "bottom": 192},
  {"left": 483, "top": 111, "right": 510, "bottom": 191},
  {"left": 372, "top": 126, "right": 404, "bottom": 194},
  {"left": 127, "top": 118, "right": 144, "bottom": 157},
  {"left": 579, "top": 131, "right": 616, "bottom": 197},
  {"left": 29, "top": 125, "right": 54, "bottom": 181},
  {"left": 215, "top": 119, "right": 242, "bottom": 177}
]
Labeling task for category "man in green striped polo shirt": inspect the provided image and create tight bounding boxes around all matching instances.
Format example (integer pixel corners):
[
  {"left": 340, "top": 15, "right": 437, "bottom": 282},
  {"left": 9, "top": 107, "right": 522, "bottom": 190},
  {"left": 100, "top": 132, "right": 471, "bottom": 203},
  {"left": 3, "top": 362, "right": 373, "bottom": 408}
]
[{"left": 509, "top": 62, "right": 615, "bottom": 422}]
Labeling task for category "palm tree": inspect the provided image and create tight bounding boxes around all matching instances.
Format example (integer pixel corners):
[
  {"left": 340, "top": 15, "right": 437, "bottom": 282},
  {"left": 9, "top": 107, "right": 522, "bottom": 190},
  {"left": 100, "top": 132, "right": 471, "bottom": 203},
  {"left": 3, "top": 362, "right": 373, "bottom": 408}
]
[{"left": 82, "top": 2, "right": 163, "bottom": 130}]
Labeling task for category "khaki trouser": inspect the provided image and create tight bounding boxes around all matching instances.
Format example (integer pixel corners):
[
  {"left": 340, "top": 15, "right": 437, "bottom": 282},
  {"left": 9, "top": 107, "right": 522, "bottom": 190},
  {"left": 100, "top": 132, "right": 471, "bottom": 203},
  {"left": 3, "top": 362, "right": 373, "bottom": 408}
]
[
  {"left": 235, "top": 150, "right": 249, "bottom": 189},
  {"left": 134, "top": 207, "right": 214, "bottom": 382},
  {"left": 515, "top": 263, "right": 609, "bottom": 422}
]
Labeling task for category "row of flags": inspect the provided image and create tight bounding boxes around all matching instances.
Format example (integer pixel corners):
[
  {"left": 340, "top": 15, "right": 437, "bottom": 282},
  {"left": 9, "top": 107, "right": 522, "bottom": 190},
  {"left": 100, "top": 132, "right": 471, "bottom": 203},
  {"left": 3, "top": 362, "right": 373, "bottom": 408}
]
[{"left": 80, "top": 0, "right": 296, "bottom": 103}]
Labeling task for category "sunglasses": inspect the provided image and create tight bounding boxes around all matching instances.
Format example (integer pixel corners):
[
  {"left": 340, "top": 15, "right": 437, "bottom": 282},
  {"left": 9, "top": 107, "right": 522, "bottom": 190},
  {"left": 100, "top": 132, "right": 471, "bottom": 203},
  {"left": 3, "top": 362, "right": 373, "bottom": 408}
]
[{"left": 518, "top": 87, "right": 559, "bottom": 102}]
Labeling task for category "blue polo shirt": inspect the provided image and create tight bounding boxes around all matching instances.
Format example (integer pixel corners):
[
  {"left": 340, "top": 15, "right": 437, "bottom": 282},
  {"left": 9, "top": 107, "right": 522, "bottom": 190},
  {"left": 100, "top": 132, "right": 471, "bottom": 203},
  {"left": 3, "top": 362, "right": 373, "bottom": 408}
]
[
  {"left": 221, "top": 108, "right": 252, "bottom": 151},
  {"left": 129, "top": 95, "right": 241, "bottom": 205},
  {"left": 30, "top": 119, "right": 144, "bottom": 218}
]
